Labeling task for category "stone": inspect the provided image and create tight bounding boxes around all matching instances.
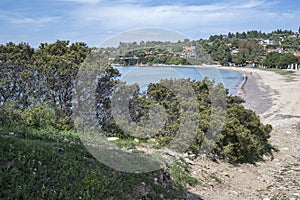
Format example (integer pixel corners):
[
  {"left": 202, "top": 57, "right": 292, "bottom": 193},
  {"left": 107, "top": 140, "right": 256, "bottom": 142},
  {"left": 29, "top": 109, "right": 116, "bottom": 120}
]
[
  {"left": 185, "top": 158, "right": 195, "bottom": 165},
  {"left": 107, "top": 137, "right": 119, "bottom": 141},
  {"left": 134, "top": 138, "right": 139, "bottom": 143},
  {"left": 187, "top": 193, "right": 204, "bottom": 200}
]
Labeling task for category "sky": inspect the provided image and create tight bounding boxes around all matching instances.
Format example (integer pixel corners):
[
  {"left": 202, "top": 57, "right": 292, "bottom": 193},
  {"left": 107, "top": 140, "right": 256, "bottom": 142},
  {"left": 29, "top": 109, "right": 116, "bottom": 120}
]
[{"left": 0, "top": 0, "right": 299, "bottom": 47}]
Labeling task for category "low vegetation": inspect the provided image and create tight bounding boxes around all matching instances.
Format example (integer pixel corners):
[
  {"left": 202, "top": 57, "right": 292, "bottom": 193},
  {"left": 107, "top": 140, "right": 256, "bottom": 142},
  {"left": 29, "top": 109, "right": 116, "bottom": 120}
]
[{"left": 0, "top": 33, "right": 282, "bottom": 198}]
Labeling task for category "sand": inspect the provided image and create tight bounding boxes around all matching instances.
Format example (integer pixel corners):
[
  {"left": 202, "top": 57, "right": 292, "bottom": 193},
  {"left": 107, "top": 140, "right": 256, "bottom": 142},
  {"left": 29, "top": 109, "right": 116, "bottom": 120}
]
[
  {"left": 220, "top": 66, "right": 300, "bottom": 127},
  {"left": 188, "top": 66, "right": 300, "bottom": 199}
]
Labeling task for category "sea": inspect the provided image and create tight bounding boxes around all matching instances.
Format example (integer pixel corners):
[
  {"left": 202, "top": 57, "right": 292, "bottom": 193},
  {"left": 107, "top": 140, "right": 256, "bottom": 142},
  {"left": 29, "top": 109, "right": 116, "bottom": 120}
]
[{"left": 113, "top": 66, "right": 244, "bottom": 95}]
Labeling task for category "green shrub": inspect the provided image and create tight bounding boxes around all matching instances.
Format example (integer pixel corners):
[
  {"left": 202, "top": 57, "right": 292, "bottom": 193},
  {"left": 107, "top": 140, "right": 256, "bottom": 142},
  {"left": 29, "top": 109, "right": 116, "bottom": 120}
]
[
  {"left": 101, "top": 79, "right": 273, "bottom": 164},
  {"left": 22, "top": 103, "right": 56, "bottom": 128},
  {"left": 168, "top": 158, "right": 198, "bottom": 188},
  {"left": 0, "top": 101, "right": 23, "bottom": 126}
]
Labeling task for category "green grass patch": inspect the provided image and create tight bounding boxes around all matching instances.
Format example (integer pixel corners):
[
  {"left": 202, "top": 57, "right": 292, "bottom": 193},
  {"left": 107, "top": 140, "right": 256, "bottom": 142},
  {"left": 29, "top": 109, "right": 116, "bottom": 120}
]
[
  {"left": 0, "top": 127, "right": 186, "bottom": 199},
  {"left": 167, "top": 158, "right": 198, "bottom": 188}
]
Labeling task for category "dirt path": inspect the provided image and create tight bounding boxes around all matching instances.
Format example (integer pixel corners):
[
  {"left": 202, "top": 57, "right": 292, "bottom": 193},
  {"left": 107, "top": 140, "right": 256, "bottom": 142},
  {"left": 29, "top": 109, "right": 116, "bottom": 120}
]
[{"left": 188, "top": 69, "right": 300, "bottom": 199}]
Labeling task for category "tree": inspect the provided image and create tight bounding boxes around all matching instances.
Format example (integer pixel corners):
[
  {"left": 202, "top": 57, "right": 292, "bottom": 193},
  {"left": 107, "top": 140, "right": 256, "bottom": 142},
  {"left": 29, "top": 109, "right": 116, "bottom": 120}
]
[
  {"left": 262, "top": 52, "right": 281, "bottom": 68},
  {"left": 212, "top": 44, "right": 232, "bottom": 65},
  {"left": 278, "top": 53, "right": 298, "bottom": 69},
  {"left": 263, "top": 52, "right": 298, "bottom": 69},
  {"left": 0, "top": 42, "right": 35, "bottom": 108},
  {"left": 33, "top": 41, "right": 90, "bottom": 116},
  {"left": 237, "top": 40, "right": 264, "bottom": 61}
]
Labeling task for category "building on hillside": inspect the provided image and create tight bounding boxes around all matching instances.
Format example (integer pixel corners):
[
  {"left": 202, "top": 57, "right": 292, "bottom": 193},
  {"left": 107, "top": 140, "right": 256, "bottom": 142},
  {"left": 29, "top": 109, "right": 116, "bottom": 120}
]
[
  {"left": 267, "top": 46, "right": 284, "bottom": 53},
  {"left": 294, "top": 53, "right": 300, "bottom": 61},
  {"left": 144, "top": 51, "right": 153, "bottom": 56},
  {"left": 259, "top": 39, "right": 275, "bottom": 46},
  {"left": 246, "top": 60, "right": 259, "bottom": 67},
  {"left": 181, "top": 46, "right": 196, "bottom": 57},
  {"left": 222, "top": 34, "right": 228, "bottom": 39},
  {"left": 231, "top": 49, "right": 240, "bottom": 55}
]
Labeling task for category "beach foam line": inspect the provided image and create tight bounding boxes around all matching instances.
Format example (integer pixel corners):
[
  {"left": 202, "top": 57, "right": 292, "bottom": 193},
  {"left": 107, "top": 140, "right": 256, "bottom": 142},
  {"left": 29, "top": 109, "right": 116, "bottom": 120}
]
[{"left": 237, "top": 74, "right": 247, "bottom": 95}]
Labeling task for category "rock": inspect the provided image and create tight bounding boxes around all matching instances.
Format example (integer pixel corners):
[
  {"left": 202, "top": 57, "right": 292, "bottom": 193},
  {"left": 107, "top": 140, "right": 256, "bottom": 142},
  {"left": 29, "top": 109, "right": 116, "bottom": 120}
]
[
  {"left": 294, "top": 193, "right": 300, "bottom": 197},
  {"left": 107, "top": 137, "right": 119, "bottom": 141},
  {"left": 134, "top": 138, "right": 139, "bottom": 143},
  {"left": 263, "top": 154, "right": 273, "bottom": 161},
  {"left": 187, "top": 193, "right": 204, "bottom": 200},
  {"left": 185, "top": 158, "right": 195, "bottom": 165}
]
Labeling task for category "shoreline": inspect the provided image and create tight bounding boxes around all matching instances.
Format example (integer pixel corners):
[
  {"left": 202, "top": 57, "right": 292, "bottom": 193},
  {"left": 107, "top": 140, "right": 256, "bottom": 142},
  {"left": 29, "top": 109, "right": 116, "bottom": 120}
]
[
  {"left": 189, "top": 66, "right": 300, "bottom": 199},
  {"left": 113, "top": 64, "right": 300, "bottom": 126},
  {"left": 218, "top": 66, "right": 300, "bottom": 126}
]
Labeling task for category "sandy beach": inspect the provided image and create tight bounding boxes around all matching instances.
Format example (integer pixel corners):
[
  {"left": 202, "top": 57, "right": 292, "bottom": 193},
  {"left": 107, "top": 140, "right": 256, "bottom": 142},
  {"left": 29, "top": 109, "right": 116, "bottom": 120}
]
[{"left": 189, "top": 66, "right": 300, "bottom": 199}]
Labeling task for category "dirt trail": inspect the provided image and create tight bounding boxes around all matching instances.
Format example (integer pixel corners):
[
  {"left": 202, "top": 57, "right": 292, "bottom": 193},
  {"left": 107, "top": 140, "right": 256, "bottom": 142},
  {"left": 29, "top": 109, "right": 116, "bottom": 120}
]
[{"left": 189, "top": 69, "right": 300, "bottom": 200}]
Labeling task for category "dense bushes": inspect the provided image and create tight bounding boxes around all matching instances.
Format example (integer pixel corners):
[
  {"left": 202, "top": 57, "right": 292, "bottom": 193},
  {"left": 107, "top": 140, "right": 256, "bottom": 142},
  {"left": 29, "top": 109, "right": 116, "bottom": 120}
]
[
  {"left": 0, "top": 41, "right": 273, "bottom": 164},
  {"left": 98, "top": 77, "right": 273, "bottom": 163}
]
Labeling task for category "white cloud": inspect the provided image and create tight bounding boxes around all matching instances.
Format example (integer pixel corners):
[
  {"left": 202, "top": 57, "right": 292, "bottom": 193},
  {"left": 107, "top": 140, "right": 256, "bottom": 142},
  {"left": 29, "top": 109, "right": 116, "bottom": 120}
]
[
  {"left": 2, "top": 0, "right": 299, "bottom": 47},
  {"left": 72, "top": 1, "right": 267, "bottom": 28},
  {"left": 8, "top": 16, "right": 59, "bottom": 25},
  {"left": 57, "top": 0, "right": 101, "bottom": 4},
  {"left": 60, "top": 0, "right": 300, "bottom": 45}
]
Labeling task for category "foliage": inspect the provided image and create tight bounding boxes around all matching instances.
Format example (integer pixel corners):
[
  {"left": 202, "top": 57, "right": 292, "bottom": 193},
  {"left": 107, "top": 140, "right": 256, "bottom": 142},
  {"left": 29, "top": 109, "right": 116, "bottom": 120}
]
[
  {"left": 214, "top": 97, "right": 273, "bottom": 163},
  {"left": 0, "top": 41, "right": 90, "bottom": 129},
  {"left": 99, "top": 78, "right": 273, "bottom": 163},
  {"left": 22, "top": 103, "right": 56, "bottom": 128},
  {"left": 0, "top": 127, "right": 186, "bottom": 199},
  {"left": 263, "top": 52, "right": 298, "bottom": 69},
  {"left": 0, "top": 101, "right": 23, "bottom": 126},
  {"left": 168, "top": 158, "right": 198, "bottom": 188}
]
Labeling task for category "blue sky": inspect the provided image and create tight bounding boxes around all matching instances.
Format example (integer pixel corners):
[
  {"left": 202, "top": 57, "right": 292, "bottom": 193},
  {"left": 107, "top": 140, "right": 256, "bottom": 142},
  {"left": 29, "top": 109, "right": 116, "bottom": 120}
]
[{"left": 0, "top": 0, "right": 299, "bottom": 47}]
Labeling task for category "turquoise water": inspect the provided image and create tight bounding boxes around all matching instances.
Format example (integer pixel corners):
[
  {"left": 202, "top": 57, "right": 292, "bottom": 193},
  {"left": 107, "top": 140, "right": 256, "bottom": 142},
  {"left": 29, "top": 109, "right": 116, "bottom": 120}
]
[{"left": 114, "top": 66, "right": 244, "bottom": 95}]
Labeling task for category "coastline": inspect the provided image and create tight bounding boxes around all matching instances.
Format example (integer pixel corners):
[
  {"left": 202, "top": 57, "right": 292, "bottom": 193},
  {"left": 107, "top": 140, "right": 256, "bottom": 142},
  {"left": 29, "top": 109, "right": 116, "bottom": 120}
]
[
  {"left": 216, "top": 66, "right": 300, "bottom": 126},
  {"left": 189, "top": 66, "right": 300, "bottom": 199},
  {"left": 114, "top": 63, "right": 300, "bottom": 126}
]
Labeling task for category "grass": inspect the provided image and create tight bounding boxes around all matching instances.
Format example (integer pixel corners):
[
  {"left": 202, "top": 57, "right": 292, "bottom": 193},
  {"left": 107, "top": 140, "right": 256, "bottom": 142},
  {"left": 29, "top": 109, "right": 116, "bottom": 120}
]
[
  {"left": 221, "top": 65, "right": 297, "bottom": 75},
  {"left": 167, "top": 158, "right": 198, "bottom": 188},
  {"left": 0, "top": 126, "right": 186, "bottom": 199},
  {"left": 260, "top": 67, "right": 296, "bottom": 76}
]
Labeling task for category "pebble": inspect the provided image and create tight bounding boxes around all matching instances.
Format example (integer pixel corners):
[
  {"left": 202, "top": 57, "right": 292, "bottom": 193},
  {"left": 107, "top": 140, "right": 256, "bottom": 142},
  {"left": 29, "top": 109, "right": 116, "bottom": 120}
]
[
  {"left": 185, "top": 158, "right": 195, "bottom": 165},
  {"left": 134, "top": 138, "right": 139, "bottom": 143},
  {"left": 107, "top": 137, "right": 119, "bottom": 141}
]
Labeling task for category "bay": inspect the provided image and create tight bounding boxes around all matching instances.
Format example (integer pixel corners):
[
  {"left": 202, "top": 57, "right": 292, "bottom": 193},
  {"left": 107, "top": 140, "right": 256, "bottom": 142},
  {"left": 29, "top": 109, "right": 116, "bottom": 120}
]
[{"left": 113, "top": 66, "right": 244, "bottom": 95}]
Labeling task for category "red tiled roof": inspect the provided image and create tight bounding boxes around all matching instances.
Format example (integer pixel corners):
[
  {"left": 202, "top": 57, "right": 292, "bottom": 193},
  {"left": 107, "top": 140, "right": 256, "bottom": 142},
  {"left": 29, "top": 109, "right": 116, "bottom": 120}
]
[{"left": 294, "top": 53, "right": 300, "bottom": 57}]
